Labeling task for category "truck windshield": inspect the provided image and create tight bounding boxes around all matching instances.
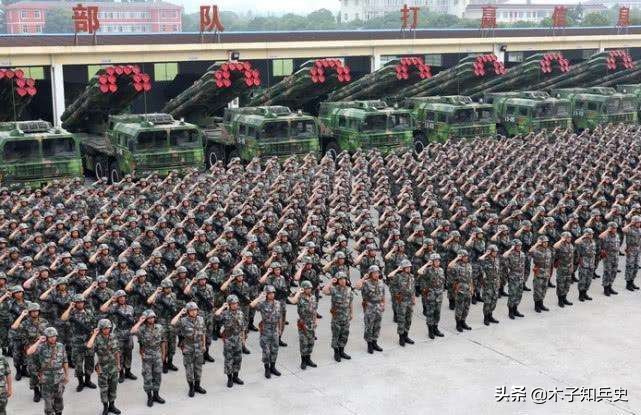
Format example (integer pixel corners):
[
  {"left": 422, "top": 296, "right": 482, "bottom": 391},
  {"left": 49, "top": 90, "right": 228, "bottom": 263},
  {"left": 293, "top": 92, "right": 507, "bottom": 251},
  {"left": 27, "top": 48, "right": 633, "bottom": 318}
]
[
  {"left": 291, "top": 120, "right": 316, "bottom": 139},
  {"left": 137, "top": 131, "right": 168, "bottom": 150},
  {"left": 169, "top": 129, "right": 200, "bottom": 148},
  {"left": 621, "top": 98, "right": 636, "bottom": 112},
  {"left": 42, "top": 136, "right": 76, "bottom": 157},
  {"left": 606, "top": 99, "right": 620, "bottom": 114},
  {"left": 451, "top": 109, "right": 475, "bottom": 123},
  {"left": 261, "top": 121, "right": 288, "bottom": 140},
  {"left": 360, "top": 114, "right": 387, "bottom": 132},
  {"left": 3, "top": 139, "right": 39, "bottom": 162},
  {"left": 535, "top": 103, "right": 556, "bottom": 118},
  {"left": 556, "top": 104, "right": 569, "bottom": 117},
  {"left": 389, "top": 113, "right": 411, "bottom": 131},
  {"left": 476, "top": 108, "right": 494, "bottom": 122}
]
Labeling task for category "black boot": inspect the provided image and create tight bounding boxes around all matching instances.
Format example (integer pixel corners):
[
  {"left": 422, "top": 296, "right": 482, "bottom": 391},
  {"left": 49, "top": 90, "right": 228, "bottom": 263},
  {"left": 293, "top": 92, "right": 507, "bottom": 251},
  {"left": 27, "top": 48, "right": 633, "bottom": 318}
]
[
  {"left": 548, "top": 281, "right": 556, "bottom": 288},
  {"left": 153, "top": 391, "right": 165, "bottom": 404},
  {"left": 461, "top": 319, "right": 472, "bottom": 330},
  {"left": 593, "top": 272, "right": 600, "bottom": 279},
  {"left": 242, "top": 345, "right": 251, "bottom": 354},
  {"left": 264, "top": 363, "right": 271, "bottom": 378},
  {"left": 232, "top": 372, "right": 244, "bottom": 385},
  {"left": 399, "top": 333, "right": 406, "bottom": 346},
  {"left": 456, "top": 319, "right": 463, "bottom": 332},
  {"left": 76, "top": 376, "right": 85, "bottom": 392},
  {"left": 147, "top": 391, "right": 154, "bottom": 407},
  {"left": 306, "top": 355, "right": 317, "bottom": 367},
  {"left": 204, "top": 348, "right": 215, "bottom": 363},
  {"left": 301, "top": 355, "right": 308, "bottom": 368},
  {"left": 212, "top": 322, "right": 220, "bottom": 341},
  {"left": 508, "top": 306, "right": 515, "bottom": 319},
  {"left": 339, "top": 347, "right": 351, "bottom": 359},
  {"left": 563, "top": 295, "right": 573, "bottom": 306},
  {"left": 499, "top": 286, "right": 508, "bottom": 297},
  {"left": 449, "top": 299, "right": 455, "bottom": 310},
  {"left": 558, "top": 296, "right": 565, "bottom": 308},
  {"left": 578, "top": 290, "right": 586, "bottom": 302},
  {"left": 14, "top": 366, "right": 21, "bottom": 381},
  {"left": 471, "top": 296, "right": 477, "bottom": 305},
  {"left": 540, "top": 301, "right": 549, "bottom": 311},
  {"left": 162, "top": 361, "right": 168, "bottom": 374},
  {"left": 611, "top": 286, "right": 619, "bottom": 295},
  {"left": 226, "top": 375, "right": 233, "bottom": 388},
  {"left": 125, "top": 368, "right": 137, "bottom": 380},
  {"left": 118, "top": 369, "right": 125, "bottom": 383},
  {"left": 434, "top": 326, "right": 444, "bottom": 337},
  {"left": 167, "top": 357, "right": 178, "bottom": 371},
  {"left": 489, "top": 313, "right": 499, "bottom": 323},
  {"left": 270, "top": 363, "right": 281, "bottom": 376},
  {"left": 585, "top": 291, "right": 593, "bottom": 301},
  {"left": 483, "top": 314, "right": 490, "bottom": 326},
  {"left": 85, "top": 374, "right": 96, "bottom": 389},
  {"left": 108, "top": 401, "right": 121, "bottom": 414},
  {"left": 372, "top": 341, "right": 383, "bottom": 352},
  {"left": 367, "top": 342, "right": 374, "bottom": 354},
  {"left": 604, "top": 286, "right": 611, "bottom": 296},
  {"left": 572, "top": 275, "right": 579, "bottom": 283},
  {"left": 333, "top": 348, "right": 341, "bottom": 362},
  {"left": 188, "top": 381, "right": 195, "bottom": 397},
  {"left": 428, "top": 325, "right": 435, "bottom": 339},
  {"left": 33, "top": 386, "right": 41, "bottom": 402},
  {"left": 102, "top": 403, "right": 109, "bottom": 415},
  {"left": 404, "top": 334, "right": 415, "bottom": 344},
  {"left": 194, "top": 380, "right": 207, "bottom": 394},
  {"left": 278, "top": 337, "right": 288, "bottom": 347},
  {"left": 633, "top": 279, "right": 640, "bottom": 290},
  {"left": 523, "top": 284, "right": 532, "bottom": 292},
  {"left": 514, "top": 307, "right": 524, "bottom": 318},
  {"left": 248, "top": 323, "right": 259, "bottom": 332},
  {"left": 626, "top": 280, "right": 635, "bottom": 291},
  {"left": 534, "top": 301, "right": 541, "bottom": 313}
]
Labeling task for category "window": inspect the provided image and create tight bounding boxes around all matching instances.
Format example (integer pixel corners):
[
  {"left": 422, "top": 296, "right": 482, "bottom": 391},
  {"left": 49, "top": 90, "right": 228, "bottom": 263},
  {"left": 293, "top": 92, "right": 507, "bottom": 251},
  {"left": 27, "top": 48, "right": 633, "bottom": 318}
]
[
  {"left": 42, "top": 137, "right": 76, "bottom": 157},
  {"left": 154, "top": 62, "right": 178, "bottom": 81},
  {"left": 338, "top": 116, "right": 348, "bottom": 128},
  {"left": 260, "top": 122, "right": 288, "bottom": 139},
  {"left": 22, "top": 25, "right": 28, "bottom": 33},
  {"left": 137, "top": 131, "right": 167, "bottom": 150},
  {"left": 519, "top": 107, "right": 528, "bottom": 116},
  {"left": 3, "top": 140, "right": 39, "bottom": 162},
  {"left": 292, "top": 120, "right": 316, "bottom": 139},
  {"left": 588, "top": 102, "right": 598, "bottom": 111},
  {"left": 507, "top": 106, "right": 516, "bottom": 114},
  {"left": 21, "top": 10, "right": 28, "bottom": 19},
  {"left": 272, "top": 59, "right": 293, "bottom": 77},
  {"left": 425, "top": 111, "right": 435, "bottom": 121},
  {"left": 424, "top": 54, "right": 442, "bottom": 66},
  {"left": 34, "top": 10, "right": 40, "bottom": 18},
  {"left": 16, "top": 66, "right": 45, "bottom": 80}
]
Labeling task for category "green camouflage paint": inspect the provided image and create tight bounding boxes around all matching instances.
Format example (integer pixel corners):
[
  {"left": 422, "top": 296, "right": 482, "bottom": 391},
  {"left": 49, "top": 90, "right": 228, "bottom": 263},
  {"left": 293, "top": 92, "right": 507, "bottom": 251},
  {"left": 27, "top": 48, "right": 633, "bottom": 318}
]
[{"left": 555, "top": 87, "right": 637, "bottom": 131}]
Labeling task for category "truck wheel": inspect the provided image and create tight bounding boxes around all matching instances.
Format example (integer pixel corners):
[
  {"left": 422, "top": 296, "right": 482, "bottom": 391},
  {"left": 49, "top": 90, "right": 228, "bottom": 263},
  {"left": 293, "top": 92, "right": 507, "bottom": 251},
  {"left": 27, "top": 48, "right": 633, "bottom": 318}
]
[
  {"left": 94, "top": 159, "right": 107, "bottom": 180},
  {"left": 206, "top": 145, "right": 225, "bottom": 168},
  {"left": 413, "top": 134, "right": 426, "bottom": 155},
  {"left": 325, "top": 141, "right": 340, "bottom": 159},
  {"left": 109, "top": 161, "right": 121, "bottom": 184}
]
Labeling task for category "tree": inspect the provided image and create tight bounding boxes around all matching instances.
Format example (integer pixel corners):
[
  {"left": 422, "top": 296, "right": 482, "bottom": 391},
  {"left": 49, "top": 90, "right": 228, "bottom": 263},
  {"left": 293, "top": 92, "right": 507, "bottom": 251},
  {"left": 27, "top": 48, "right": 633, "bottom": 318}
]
[
  {"left": 306, "top": 9, "right": 337, "bottom": 30},
  {"left": 43, "top": 7, "right": 73, "bottom": 33},
  {"left": 581, "top": 11, "right": 609, "bottom": 26}
]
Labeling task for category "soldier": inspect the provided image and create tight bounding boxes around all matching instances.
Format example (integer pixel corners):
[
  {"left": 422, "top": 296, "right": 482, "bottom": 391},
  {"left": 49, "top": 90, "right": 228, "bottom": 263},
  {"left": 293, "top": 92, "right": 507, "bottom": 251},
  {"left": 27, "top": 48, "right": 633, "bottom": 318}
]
[
  {"left": 130, "top": 310, "right": 166, "bottom": 407},
  {"left": 99, "top": 290, "right": 136, "bottom": 383},
  {"left": 450, "top": 250, "right": 473, "bottom": 332},
  {"left": 386, "top": 259, "right": 415, "bottom": 346},
  {"left": 479, "top": 245, "right": 500, "bottom": 325},
  {"left": 355, "top": 265, "right": 385, "bottom": 354},
  {"left": 11, "top": 301, "right": 48, "bottom": 402},
  {"left": 6, "top": 286, "right": 27, "bottom": 378},
  {"left": 26, "top": 327, "right": 68, "bottom": 415},
  {"left": 0, "top": 354, "right": 11, "bottom": 415},
  {"left": 322, "top": 271, "right": 353, "bottom": 362},
  {"left": 249, "top": 285, "right": 282, "bottom": 379},
  {"left": 170, "top": 302, "right": 206, "bottom": 397},
  {"left": 553, "top": 232, "right": 575, "bottom": 307},
  {"left": 183, "top": 272, "right": 215, "bottom": 363},
  {"left": 214, "top": 295, "right": 245, "bottom": 388},
  {"left": 417, "top": 253, "right": 445, "bottom": 339},
  {"left": 86, "top": 319, "right": 121, "bottom": 415},
  {"left": 124, "top": 269, "right": 155, "bottom": 317},
  {"left": 146, "top": 278, "right": 179, "bottom": 373},
  {"left": 60, "top": 294, "right": 96, "bottom": 392},
  {"left": 575, "top": 229, "right": 596, "bottom": 302},
  {"left": 530, "top": 235, "right": 553, "bottom": 312},
  {"left": 220, "top": 269, "right": 252, "bottom": 354},
  {"left": 623, "top": 216, "right": 641, "bottom": 291},
  {"left": 504, "top": 239, "right": 526, "bottom": 319},
  {"left": 289, "top": 281, "right": 318, "bottom": 369},
  {"left": 600, "top": 222, "right": 620, "bottom": 296}
]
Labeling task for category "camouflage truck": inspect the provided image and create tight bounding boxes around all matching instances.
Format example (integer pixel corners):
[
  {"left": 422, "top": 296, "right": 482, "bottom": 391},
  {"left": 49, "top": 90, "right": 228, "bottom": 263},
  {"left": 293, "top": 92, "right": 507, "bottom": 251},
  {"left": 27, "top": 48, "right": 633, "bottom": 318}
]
[
  {"left": 401, "top": 96, "right": 496, "bottom": 149},
  {"left": 77, "top": 113, "right": 204, "bottom": 182},
  {"left": 318, "top": 100, "right": 413, "bottom": 155},
  {"left": 616, "top": 84, "right": 641, "bottom": 120},
  {"left": 484, "top": 91, "right": 572, "bottom": 136},
  {"left": 554, "top": 87, "right": 637, "bottom": 131},
  {"left": 202, "top": 106, "right": 320, "bottom": 165},
  {"left": 0, "top": 120, "right": 82, "bottom": 187}
]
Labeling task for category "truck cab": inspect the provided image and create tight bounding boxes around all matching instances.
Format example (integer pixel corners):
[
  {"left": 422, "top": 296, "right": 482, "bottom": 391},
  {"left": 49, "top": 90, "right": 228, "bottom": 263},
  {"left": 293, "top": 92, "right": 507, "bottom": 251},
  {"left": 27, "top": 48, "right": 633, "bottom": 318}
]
[
  {"left": 617, "top": 84, "right": 641, "bottom": 121},
  {"left": 485, "top": 91, "right": 572, "bottom": 136},
  {"left": 402, "top": 96, "right": 496, "bottom": 148},
  {"left": 203, "top": 106, "right": 320, "bottom": 165},
  {"left": 318, "top": 100, "right": 413, "bottom": 155},
  {"left": 79, "top": 113, "right": 204, "bottom": 181},
  {"left": 554, "top": 87, "right": 637, "bottom": 131},
  {"left": 0, "top": 120, "right": 82, "bottom": 187}
]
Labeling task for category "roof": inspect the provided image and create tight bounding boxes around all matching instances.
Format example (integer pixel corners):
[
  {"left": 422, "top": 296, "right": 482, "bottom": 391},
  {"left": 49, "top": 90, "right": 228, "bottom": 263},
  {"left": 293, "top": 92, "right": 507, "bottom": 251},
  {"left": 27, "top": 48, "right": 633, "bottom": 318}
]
[
  {"left": 0, "top": 26, "right": 639, "bottom": 47},
  {"left": 5, "top": 1, "right": 182, "bottom": 10}
]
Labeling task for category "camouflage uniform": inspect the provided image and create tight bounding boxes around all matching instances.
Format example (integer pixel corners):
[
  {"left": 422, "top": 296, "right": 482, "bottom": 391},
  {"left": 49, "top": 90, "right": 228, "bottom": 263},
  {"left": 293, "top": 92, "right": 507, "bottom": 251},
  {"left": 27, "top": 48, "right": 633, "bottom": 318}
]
[
  {"left": 576, "top": 234, "right": 596, "bottom": 297},
  {"left": 360, "top": 278, "right": 385, "bottom": 345},
  {"left": 136, "top": 321, "right": 164, "bottom": 394},
  {"left": 153, "top": 283, "right": 179, "bottom": 370},
  {"left": 297, "top": 291, "right": 318, "bottom": 358},
  {"left": 505, "top": 245, "right": 526, "bottom": 312},
  {"left": 256, "top": 299, "right": 281, "bottom": 366},
  {"left": 389, "top": 269, "right": 414, "bottom": 338},
  {"left": 417, "top": 263, "right": 445, "bottom": 335},
  {"left": 554, "top": 239, "right": 575, "bottom": 301},
  {"left": 624, "top": 225, "right": 641, "bottom": 285},
  {"left": 452, "top": 258, "right": 473, "bottom": 328},
  {"left": 217, "top": 307, "right": 245, "bottom": 376},
  {"left": 19, "top": 314, "right": 49, "bottom": 392},
  {"left": 67, "top": 304, "right": 95, "bottom": 383},
  {"left": 481, "top": 253, "right": 500, "bottom": 320},
  {"left": 0, "top": 357, "right": 9, "bottom": 415},
  {"left": 93, "top": 329, "right": 120, "bottom": 405},
  {"left": 106, "top": 301, "right": 135, "bottom": 376},
  {"left": 530, "top": 245, "right": 553, "bottom": 308},
  {"left": 329, "top": 282, "right": 353, "bottom": 350},
  {"left": 176, "top": 312, "right": 206, "bottom": 383},
  {"left": 35, "top": 340, "right": 67, "bottom": 415},
  {"left": 601, "top": 230, "right": 620, "bottom": 290}
]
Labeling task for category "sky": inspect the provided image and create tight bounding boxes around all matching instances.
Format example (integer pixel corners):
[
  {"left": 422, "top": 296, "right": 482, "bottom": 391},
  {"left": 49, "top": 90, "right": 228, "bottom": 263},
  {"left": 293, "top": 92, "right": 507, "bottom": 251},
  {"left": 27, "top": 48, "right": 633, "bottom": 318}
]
[{"left": 179, "top": 0, "right": 341, "bottom": 15}]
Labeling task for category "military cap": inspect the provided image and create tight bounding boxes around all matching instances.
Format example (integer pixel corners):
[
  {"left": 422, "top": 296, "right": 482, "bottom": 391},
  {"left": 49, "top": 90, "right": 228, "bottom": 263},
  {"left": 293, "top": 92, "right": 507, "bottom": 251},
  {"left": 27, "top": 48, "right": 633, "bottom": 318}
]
[
  {"left": 334, "top": 251, "right": 346, "bottom": 260},
  {"left": 337, "top": 235, "right": 347, "bottom": 242},
  {"left": 399, "top": 259, "right": 412, "bottom": 268},
  {"left": 583, "top": 228, "right": 594, "bottom": 235},
  {"left": 186, "top": 247, "right": 196, "bottom": 255},
  {"left": 144, "top": 310, "right": 156, "bottom": 319},
  {"left": 61, "top": 252, "right": 72, "bottom": 259},
  {"left": 185, "top": 302, "right": 199, "bottom": 310},
  {"left": 72, "top": 294, "right": 84, "bottom": 302},
  {"left": 131, "top": 242, "right": 141, "bottom": 249},
  {"left": 242, "top": 251, "right": 253, "bottom": 257},
  {"left": 176, "top": 266, "right": 188, "bottom": 274},
  {"left": 395, "top": 240, "right": 405, "bottom": 247},
  {"left": 226, "top": 295, "right": 239, "bottom": 304},
  {"left": 232, "top": 269, "right": 244, "bottom": 277},
  {"left": 264, "top": 285, "right": 276, "bottom": 293},
  {"left": 114, "top": 290, "right": 126, "bottom": 298},
  {"left": 301, "top": 280, "right": 313, "bottom": 289},
  {"left": 368, "top": 265, "right": 381, "bottom": 273},
  {"left": 44, "top": 327, "right": 58, "bottom": 337},
  {"left": 247, "top": 235, "right": 258, "bottom": 243},
  {"left": 150, "top": 250, "right": 162, "bottom": 258},
  {"left": 305, "top": 241, "right": 316, "bottom": 248},
  {"left": 196, "top": 272, "right": 208, "bottom": 281},
  {"left": 537, "top": 235, "right": 549, "bottom": 243},
  {"left": 160, "top": 278, "right": 174, "bottom": 288},
  {"left": 590, "top": 209, "right": 601, "bottom": 216},
  {"left": 96, "top": 275, "right": 109, "bottom": 283},
  {"left": 99, "top": 244, "right": 109, "bottom": 250},
  {"left": 27, "top": 302, "right": 41, "bottom": 312},
  {"left": 77, "top": 263, "right": 88, "bottom": 271},
  {"left": 22, "top": 256, "right": 33, "bottom": 262},
  {"left": 607, "top": 222, "right": 618, "bottom": 228},
  {"left": 429, "top": 253, "right": 441, "bottom": 261},
  {"left": 224, "top": 226, "right": 234, "bottom": 233},
  {"left": 10, "top": 285, "right": 24, "bottom": 293},
  {"left": 209, "top": 257, "right": 220, "bottom": 264},
  {"left": 512, "top": 239, "right": 523, "bottom": 246},
  {"left": 335, "top": 272, "right": 348, "bottom": 280},
  {"left": 98, "top": 319, "right": 112, "bottom": 329},
  {"left": 135, "top": 269, "right": 147, "bottom": 277},
  {"left": 270, "top": 261, "right": 282, "bottom": 269},
  {"left": 450, "top": 231, "right": 461, "bottom": 238},
  {"left": 561, "top": 231, "right": 572, "bottom": 238},
  {"left": 488, "top": 244, "right": 499, "bottom": 252},
  {"left": 55, "top": 277, "right": 68, "bottom": 286},
  {"left": 632, "top": 215, "right": 641, "bottom": 223},
  {"left": 0, "top": 272, "right": 6, "bottom": 280}
]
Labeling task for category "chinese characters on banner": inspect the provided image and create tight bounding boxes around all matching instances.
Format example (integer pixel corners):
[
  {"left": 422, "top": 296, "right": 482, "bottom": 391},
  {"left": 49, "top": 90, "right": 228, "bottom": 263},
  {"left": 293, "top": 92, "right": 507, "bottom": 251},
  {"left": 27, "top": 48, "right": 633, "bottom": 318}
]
[
  {"left": 480, "top": 6, "right": 497, "bottom": 29},
  {"left": 200, "top": 5, "right": 225, "bottom": 33},
  {"left": 551, "top": 5, "right": 567, "bottom": 31},
  {"left": 618, "top": 6, "right": 630, "bottom": 30},
  {"left": 72, "top": 3, "right": 100, "bottom": 34},
  {"left": 400, "top": 4, "right": 420, "bottom": 30}
]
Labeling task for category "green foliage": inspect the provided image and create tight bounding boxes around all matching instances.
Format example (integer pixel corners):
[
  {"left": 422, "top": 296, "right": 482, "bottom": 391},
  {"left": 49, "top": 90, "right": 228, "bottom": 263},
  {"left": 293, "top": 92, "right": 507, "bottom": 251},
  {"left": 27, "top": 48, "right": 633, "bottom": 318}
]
[{"left": 581, "top": 12, "right": 609, "bottom": 26}]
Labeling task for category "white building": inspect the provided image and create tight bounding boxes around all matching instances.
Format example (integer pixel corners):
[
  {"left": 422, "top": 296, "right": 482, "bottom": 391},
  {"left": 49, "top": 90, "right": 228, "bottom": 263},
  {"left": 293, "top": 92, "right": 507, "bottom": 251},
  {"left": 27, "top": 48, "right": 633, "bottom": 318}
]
[
  {"left": 464, "top": 1, "right": 607, "bottom": 24},
  {"left": 340, "top": 0, "right": 438, "bottom": 23}
]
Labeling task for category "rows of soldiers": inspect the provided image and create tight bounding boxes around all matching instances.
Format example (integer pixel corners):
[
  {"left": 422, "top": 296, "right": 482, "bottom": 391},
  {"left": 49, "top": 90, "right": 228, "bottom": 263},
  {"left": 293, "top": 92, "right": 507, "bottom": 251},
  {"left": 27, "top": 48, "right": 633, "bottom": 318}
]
[{"left": 0, "top": 124, "right": 640, "bottom": 415}]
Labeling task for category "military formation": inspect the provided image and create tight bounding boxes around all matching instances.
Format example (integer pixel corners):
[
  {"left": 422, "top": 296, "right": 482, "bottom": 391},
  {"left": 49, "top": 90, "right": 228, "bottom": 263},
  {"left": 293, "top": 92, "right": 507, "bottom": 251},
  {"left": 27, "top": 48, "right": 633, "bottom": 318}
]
[{"left": 0, "top": 124, "right": 640, "bottom": 414}]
